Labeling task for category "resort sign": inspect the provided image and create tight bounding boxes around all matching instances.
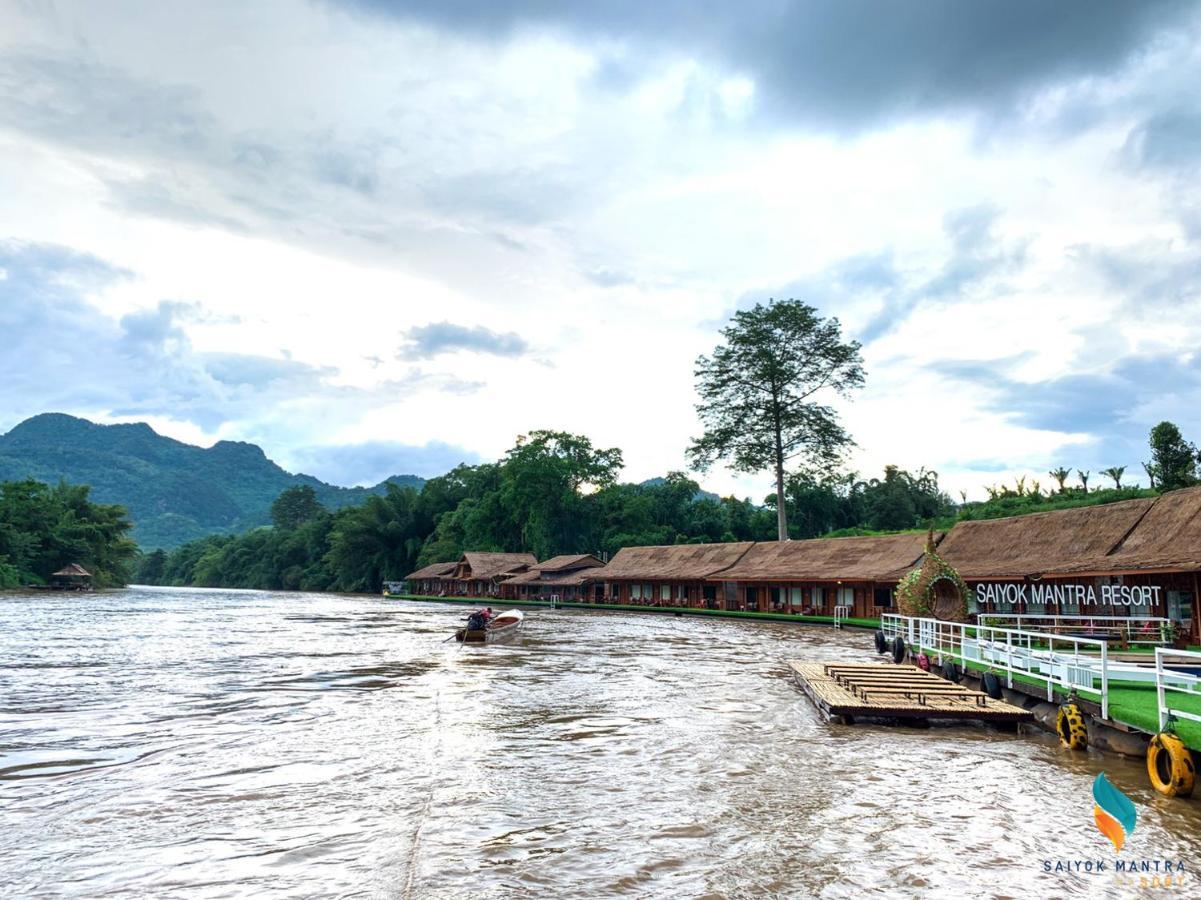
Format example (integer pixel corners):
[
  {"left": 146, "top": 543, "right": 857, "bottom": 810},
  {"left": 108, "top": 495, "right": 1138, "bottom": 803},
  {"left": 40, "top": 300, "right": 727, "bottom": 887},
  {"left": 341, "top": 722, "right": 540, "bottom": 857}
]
[{"left": 973, "top": 582, "right": 1161, "bottom": 607}]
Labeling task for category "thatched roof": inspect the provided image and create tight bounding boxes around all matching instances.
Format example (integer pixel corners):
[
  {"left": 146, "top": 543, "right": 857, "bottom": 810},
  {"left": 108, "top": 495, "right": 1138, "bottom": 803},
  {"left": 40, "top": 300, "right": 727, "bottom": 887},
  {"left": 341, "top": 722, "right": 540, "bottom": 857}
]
[
  {"left": 505, "top": 554, "right": 605, "bottom": 586},
  {"left": 405, "top": 561, "right": 457, "bottom": 580},
  {"left": 934, "top": 497, "right": 1157, "bottom": 580},
  {"left": 536, "top": 554, "right": 605, "bottom": 573},
  {"left": 52, "top": 563, "right": 92, "bottom": 577},
  {"left": 455, "top": 552, "right": 538, "bottom": 581},
  {"left": 1049, "top": 486, "right": 1201, "bottom": 575},
  {"left": 720, "top": 533, "right": 934, "bottom": 582},
  {"left": 506, "top": 568, "right": 595, "bottom": 587},
  {"left": 597, "top": 542, "right": 754, "bottom": 580}
]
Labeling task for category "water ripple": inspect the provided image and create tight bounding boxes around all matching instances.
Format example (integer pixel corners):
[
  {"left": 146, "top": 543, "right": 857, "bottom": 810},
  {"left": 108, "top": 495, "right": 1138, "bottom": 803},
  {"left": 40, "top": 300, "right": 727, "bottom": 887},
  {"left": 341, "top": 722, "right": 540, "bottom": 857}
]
[{"left": 1, "top": 588, "right": 1199, "bottom": 898}]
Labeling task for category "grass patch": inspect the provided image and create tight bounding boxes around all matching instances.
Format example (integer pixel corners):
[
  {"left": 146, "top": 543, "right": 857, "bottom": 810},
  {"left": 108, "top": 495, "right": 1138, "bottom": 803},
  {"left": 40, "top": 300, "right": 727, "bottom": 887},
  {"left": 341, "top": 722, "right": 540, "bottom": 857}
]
[{"left": 945, "top": 654, "right": 1201, "bottom": 750}]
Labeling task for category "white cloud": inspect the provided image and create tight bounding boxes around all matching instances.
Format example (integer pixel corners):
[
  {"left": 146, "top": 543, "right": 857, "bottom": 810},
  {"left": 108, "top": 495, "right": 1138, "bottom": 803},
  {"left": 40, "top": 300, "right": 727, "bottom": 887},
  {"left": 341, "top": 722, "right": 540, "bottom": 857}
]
[{"left": 2, "top": 1, "right": 1201, "bottom": 501}]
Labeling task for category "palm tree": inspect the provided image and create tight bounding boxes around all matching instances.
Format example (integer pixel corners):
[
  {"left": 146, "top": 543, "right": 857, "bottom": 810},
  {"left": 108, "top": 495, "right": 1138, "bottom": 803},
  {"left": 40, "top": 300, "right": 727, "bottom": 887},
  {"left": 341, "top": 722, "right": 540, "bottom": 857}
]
[
  {"left": 1049, "top": 467, "right": 1071, "bottom": 493},
  {"left": 1101, "top": 466, "right": 1126, "bottom": 490},
  {"left": 1077, "top": 469, "right": 1091, "bottom": 493},
  {"left": 1143, "top": 461, "right": 1159, "bottom": 490}
]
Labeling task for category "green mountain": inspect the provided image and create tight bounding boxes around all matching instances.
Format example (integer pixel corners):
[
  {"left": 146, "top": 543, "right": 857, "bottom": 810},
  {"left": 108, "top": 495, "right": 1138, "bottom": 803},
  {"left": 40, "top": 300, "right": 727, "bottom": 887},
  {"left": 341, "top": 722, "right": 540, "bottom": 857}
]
[{"left": 0, "top": 414, "right": 425, "bottom": 549}]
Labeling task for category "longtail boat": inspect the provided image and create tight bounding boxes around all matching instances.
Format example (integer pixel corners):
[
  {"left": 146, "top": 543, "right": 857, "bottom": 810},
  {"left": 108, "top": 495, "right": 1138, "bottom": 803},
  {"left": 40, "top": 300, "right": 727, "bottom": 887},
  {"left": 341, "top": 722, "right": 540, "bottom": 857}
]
[{"left": 455, "top": 609, "right": 525, "bottom": 643}]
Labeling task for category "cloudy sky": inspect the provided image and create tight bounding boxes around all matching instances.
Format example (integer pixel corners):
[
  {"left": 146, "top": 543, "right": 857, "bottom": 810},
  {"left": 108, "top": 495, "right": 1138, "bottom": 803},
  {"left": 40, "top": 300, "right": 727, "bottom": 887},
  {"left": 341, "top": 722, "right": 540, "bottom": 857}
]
[{"left": 3, "top": 1, "right": 1201, "bottom": 499}]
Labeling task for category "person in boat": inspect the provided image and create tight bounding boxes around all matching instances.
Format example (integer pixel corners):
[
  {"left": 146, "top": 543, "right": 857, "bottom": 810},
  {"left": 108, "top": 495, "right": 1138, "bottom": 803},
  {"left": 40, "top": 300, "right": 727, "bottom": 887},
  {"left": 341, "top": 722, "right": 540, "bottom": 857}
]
[
  {"left": 483, "top": 607, "right": 494, "bottom": 622},
  {"left": 466, "top": 609, "right": 488, "bottom": 631}
]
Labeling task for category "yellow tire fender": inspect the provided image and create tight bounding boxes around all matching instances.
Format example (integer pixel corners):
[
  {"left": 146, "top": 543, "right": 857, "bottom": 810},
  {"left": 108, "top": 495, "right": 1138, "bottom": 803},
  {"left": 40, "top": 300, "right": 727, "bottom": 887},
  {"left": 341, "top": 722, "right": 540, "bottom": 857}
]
[
  {"left": 1147, "top": 733, "right": 1196, "bottom": 798},
  {"left": 1056, "top": 703, "right": 1088, "bottom": 751}
]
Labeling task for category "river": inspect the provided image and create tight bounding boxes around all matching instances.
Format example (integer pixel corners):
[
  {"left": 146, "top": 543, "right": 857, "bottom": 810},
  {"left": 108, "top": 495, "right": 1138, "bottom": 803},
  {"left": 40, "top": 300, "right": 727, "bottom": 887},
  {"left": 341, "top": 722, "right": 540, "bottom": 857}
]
[{"left": 1, "top": 587, "right": 1199, "bottom": 898}]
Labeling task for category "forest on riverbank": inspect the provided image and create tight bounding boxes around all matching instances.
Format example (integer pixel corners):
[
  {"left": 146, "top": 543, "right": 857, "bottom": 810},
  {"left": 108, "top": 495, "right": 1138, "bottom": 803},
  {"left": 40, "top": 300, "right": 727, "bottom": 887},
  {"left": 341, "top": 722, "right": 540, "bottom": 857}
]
[
  {"left": 134, "top": 428, "right": 1167, "bottom": 594},
  {"left": 0, "top": 480, "right": 138, "bottom": 588},
  {"left": 6, "top": 415, "right": 1193, "bottom": 595}
]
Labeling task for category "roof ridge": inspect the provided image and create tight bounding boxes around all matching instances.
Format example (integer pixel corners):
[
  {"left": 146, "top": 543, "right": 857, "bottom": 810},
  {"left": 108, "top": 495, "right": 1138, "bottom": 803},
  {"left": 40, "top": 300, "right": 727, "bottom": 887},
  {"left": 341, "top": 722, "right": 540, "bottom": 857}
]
[
  {"left": 1104, "top": 494, "right": 1159, "bottom": 557},
  {"left": 708, "top": 539, "right": 758, "bottom": 579}
]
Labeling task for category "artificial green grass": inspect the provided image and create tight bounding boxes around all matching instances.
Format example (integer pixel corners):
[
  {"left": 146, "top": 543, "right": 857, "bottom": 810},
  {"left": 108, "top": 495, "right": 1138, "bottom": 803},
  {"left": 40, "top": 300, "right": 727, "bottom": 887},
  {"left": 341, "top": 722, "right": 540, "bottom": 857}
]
[
  {"left": 385, "top": 594, "right": 880, "bottom": 629},
  {"left": 1106, "top": 686, "right": 1201, "bottom": 751},
  {"left": 945, "top": 654, "right": 1201, "bottom": 750}
]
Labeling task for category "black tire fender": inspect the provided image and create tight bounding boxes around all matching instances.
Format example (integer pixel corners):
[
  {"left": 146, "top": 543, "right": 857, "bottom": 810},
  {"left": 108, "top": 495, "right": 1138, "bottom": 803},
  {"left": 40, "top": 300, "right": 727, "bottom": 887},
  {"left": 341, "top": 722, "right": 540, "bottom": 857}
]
[{"left": 874, "top": 630, "right": 888, "bottom": 654}]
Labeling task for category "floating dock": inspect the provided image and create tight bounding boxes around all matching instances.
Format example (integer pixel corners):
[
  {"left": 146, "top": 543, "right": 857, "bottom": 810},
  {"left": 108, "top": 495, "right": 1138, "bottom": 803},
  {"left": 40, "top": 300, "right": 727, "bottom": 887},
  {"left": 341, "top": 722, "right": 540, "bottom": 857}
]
[{"left": 789, "top": 661, "right": 1033, "bottom": 725}]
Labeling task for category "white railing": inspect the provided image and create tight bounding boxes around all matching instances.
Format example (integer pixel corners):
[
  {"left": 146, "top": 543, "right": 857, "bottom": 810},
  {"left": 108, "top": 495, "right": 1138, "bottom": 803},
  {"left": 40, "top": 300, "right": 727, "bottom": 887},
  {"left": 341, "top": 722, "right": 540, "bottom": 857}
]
[
  {"left": 979, "top": 614, "right": 1174, "bottom": 646},
  {"left": 833, "top": 605, "right": 851, "bottom": 629},
  {"left": 881, "top": 613, "right": 1111, "bottom": 719},
  {"left": 1155, "top": 648, "right": 1201, "bottom": 732}
]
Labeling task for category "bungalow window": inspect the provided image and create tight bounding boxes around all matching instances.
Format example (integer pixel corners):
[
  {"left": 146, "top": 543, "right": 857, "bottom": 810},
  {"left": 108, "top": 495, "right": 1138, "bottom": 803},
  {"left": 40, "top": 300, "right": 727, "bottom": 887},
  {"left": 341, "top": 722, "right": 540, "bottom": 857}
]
[
  {"left": 838, "top": 587, "right": 853, "bottom": 608},
  {"left": 873, "top": 588, "right": 893, "bottom": 608},
  {"left": 789, "top": 587, "right": 803, "bottom": 608},
  {"left": 769, "top": 587, "right": 783, "bottom": 610},
  {"left": 643, "top": 583, "right": 652, "bottom": 602},
  {"left": 1168, "top": 591, "right": 1193, "bottom": 624},
  {"left": 660, "top": 584, "right": 671, "bottom": 601},
  {"left": 703, "top": 584, "right": 718, "bottom": 608},
  {"left": 631, "top": 584, "right": 642, "bottom": 601}
]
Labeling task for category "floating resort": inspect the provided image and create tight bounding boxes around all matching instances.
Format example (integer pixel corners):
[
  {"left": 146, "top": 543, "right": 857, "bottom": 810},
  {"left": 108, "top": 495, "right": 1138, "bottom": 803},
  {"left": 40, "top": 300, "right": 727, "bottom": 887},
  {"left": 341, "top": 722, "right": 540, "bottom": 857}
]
[
  {"left": 392, "top": 486, "right": 1201, "bottom": 800},
  {"left": 398, "top": 487, "right": 1201, "bottom": 633}
]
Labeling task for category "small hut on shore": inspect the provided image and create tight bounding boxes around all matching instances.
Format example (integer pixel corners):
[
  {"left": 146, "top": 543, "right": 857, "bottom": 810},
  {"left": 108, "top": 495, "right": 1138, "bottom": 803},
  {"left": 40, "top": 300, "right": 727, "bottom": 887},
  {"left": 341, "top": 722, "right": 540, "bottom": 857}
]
[{"left": 50, "top": 564, "right": 93, "bottom": 591}]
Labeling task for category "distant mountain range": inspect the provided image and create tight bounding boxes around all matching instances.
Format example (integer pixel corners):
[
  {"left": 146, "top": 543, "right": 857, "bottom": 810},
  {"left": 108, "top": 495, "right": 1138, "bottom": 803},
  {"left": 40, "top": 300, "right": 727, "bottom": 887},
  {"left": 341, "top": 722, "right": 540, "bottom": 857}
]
[
  {"left": 638, "top": 476, "right": 722, "bottom": 503},
  {"left": 0, "top": 414, "right": 425, "bottom": 549}
]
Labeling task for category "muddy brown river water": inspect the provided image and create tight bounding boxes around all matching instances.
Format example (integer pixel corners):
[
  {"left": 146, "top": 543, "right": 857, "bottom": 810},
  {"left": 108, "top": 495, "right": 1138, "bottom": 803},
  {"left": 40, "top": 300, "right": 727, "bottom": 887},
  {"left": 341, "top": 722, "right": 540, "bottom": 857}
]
[{"left": 2, "top": 587, "right": 1200, "bottom": 898}]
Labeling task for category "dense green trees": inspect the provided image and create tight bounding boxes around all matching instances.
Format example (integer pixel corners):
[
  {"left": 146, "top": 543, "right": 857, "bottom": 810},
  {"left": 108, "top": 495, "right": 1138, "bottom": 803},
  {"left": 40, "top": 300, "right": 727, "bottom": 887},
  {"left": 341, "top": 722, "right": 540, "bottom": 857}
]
[
  {"left": 1146, "top": 421, "right": 1198, "bottom": 491},
  {"left": 135, "top": 418, "right": 1201, "bottom": 596},
  {"left": 0, "top": 479, "right": 137, "bottom": 587},
  {"left": 139, "top": 439, "right": 945, "bottom": 593}
]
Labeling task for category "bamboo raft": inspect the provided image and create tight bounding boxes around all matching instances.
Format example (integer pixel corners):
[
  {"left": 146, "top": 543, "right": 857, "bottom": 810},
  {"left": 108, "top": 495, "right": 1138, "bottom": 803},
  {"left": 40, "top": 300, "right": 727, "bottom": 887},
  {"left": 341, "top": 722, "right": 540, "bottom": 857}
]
[{"left": 789, "top": 661, "right": 1032, "bottom": 724}]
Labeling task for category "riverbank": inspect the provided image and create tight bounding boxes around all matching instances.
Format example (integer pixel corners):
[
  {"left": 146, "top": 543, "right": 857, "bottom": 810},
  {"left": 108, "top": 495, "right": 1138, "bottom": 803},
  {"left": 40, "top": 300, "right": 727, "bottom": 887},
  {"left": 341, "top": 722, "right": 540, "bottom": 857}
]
[{"left": 386, "top": 593, "right": 882, "bottom": 629}]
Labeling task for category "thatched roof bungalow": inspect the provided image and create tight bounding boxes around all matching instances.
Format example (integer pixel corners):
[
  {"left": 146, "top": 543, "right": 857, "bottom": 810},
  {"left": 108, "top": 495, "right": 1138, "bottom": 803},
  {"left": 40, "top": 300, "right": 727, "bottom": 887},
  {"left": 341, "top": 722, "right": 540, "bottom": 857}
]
[
  {"left": 501, "top": 554, "right": 606, "bottom": 601},
  {"left": 934, "top": 498, "right": 1155, "bottom": 581},
  {"left": 716, "top": 532, "right": 934, "bottom": 617},
  {"left": 1050, "top": 487, "right": 1201, "bottom": 577},
  {"left": 595, "top": 542, "right": 753, "bottom": 608},
  {"left": 404, "top": 561, "right": 457, "bottom": 596},
  {"left": 931, "top": 489, "right": 1201, "bottom": 636},
  {"left": 448, "top": 552, "right": 538, "bottom": 597}
]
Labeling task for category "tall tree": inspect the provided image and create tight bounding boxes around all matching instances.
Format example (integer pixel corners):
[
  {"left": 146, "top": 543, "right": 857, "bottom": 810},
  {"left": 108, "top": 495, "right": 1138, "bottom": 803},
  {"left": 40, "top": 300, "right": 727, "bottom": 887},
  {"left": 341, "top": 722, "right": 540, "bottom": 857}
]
[
  {"left": 687, "top": 299, "right": 864, "bottom": 541},
  {"left": 1101, "top": 466, "right": 1126, "bottom": 490},
  {"left": 1077, "top": 469, "right": 1090, "bottom": 493},
  {"left": 1146, "top": 421, "right": 1198, "bottom": 491}
]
